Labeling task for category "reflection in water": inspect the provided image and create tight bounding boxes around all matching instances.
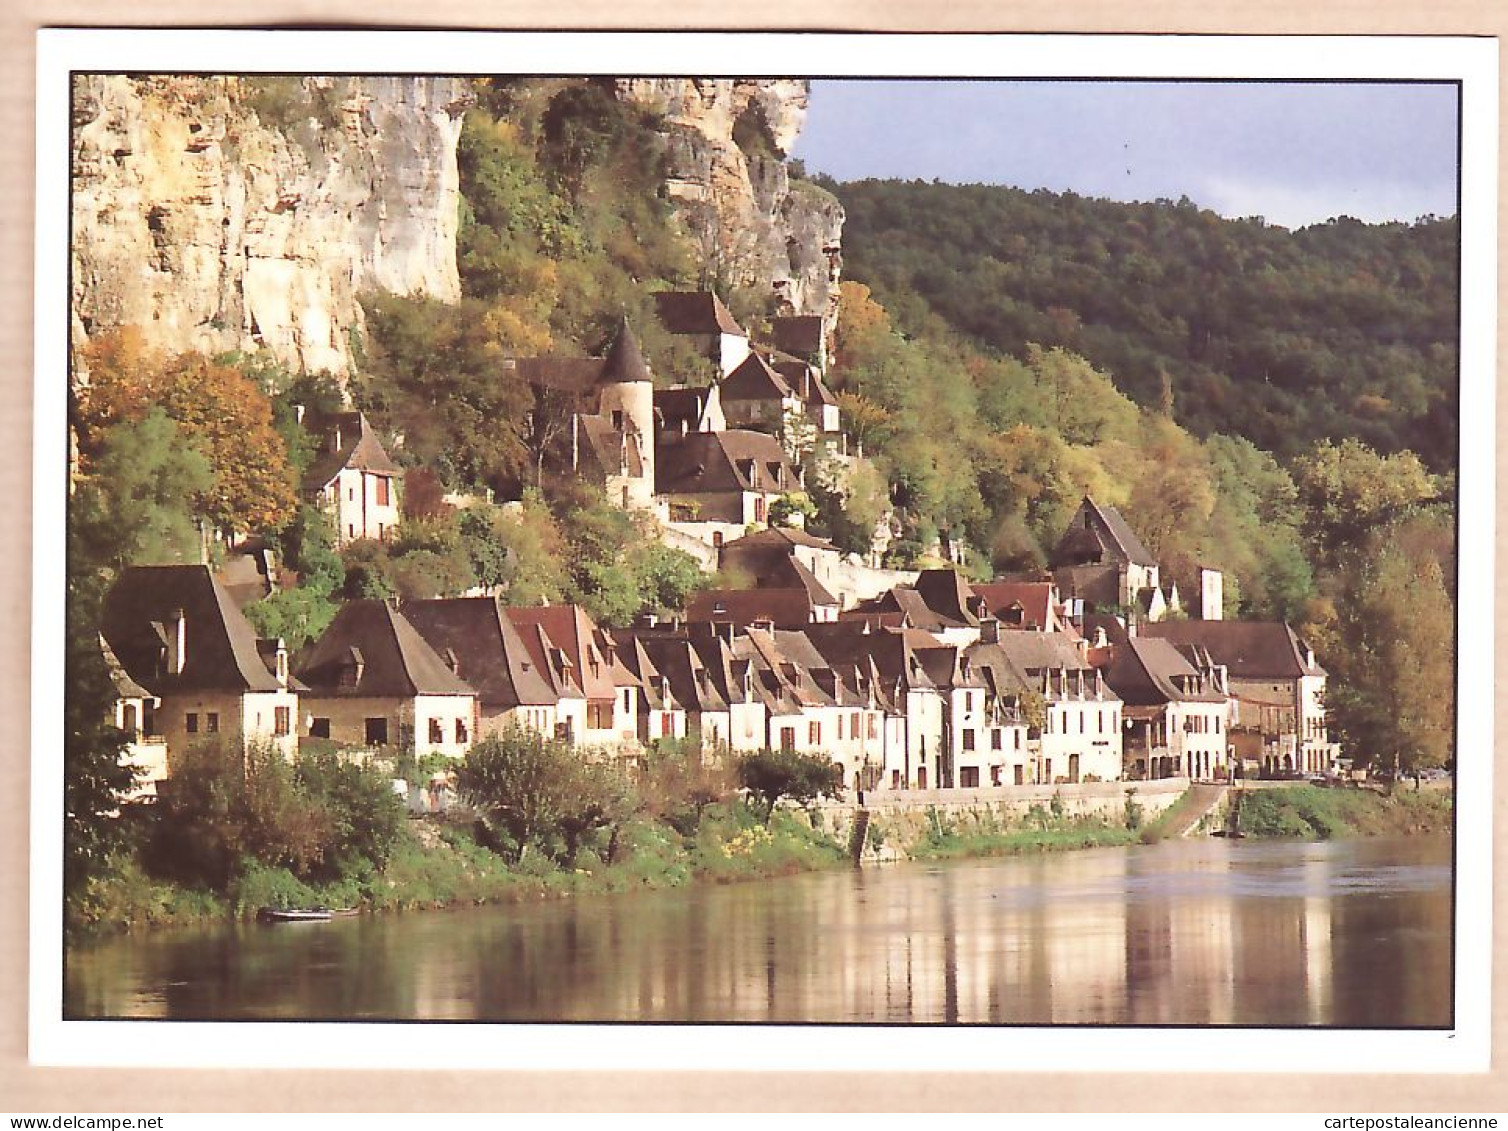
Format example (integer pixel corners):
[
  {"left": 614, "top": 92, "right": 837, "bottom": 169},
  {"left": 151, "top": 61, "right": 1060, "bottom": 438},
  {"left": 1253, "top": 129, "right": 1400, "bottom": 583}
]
[{"left": 65, "top": 836, "right": 1451, "bottom": 1027}]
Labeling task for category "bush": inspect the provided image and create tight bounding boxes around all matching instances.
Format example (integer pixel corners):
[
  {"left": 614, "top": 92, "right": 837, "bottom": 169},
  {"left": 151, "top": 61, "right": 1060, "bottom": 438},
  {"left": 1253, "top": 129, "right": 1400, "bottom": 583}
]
[{"left": 736, "top": 749, "right": 842, "bottom": 824}]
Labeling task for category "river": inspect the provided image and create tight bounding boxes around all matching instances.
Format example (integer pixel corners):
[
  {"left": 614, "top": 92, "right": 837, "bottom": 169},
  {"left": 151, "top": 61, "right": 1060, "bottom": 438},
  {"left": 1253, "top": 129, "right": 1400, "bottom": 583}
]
[{"left": 64, "top": 835, "right": 1451, "bottom": 1027}]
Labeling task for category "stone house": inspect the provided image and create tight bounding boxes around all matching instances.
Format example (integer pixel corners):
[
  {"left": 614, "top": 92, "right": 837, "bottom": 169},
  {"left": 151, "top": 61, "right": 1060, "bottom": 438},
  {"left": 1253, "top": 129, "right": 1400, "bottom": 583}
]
[
  {"left": 1086, "top": 618, "right": 1230, "bottom": 781},
  {"left": 655, "top": 428, "right": 800, "bottom": 544},
  {"left": 716, "top": 352, "right": 804, "bottom": 434},
  {"left": 1141, "top": 620, "right": 1336, "bottom": 775},
  {"left": 101, "top": 637, "right": 168, "bottom": 800},
  {"left": 100, "top": 564, "right": 301, "bottom": 766},
  {"left": 301, "top": 410, "right": 403, "bottom": 546},
  {"left": 401, "top": 596, "right": 582, "bottom": 742},
  {"left": 1050, "top": 496, "right": 1161, "bottom": 615},
  {"left": 295, "top": 599, "right": 476, "bottom": 759}
]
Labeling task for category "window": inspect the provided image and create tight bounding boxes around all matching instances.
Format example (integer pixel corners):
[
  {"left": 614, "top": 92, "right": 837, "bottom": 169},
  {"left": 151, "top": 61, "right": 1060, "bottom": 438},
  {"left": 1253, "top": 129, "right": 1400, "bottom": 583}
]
[
  {"left": 964, "top": 692, "right": 974, "bottom": 712},
  {"left": 780, "top": 727, "right": 796, "bottom": 752},
  {"left": 891, "top": 769, "right": 900, "bottom": 789},
  {"left": 310, "top": 717, "right": 331, "bottom": 739},
  {"left": 1015, "top": 730, "right": 1022, "bottom": 750},
  {"left": 867, "top": 714, "right": 878, "bottom": 740},
  {"left": 1014, "top": 765, "right": 1025, "bottom": 785},
  {"left": 754, "top": 496, "right": 767, "bottom": 523},
  {"left": 365, "top": 717, "right": 388, "bottom": 746},
  {"left": 348, "top": 524, "right": 355, "bottom": 539},
  {"left": 429, "top": 718, "right": 444, "bottom": 743},
  {"left": 808, "top": 721, "right": 821, "bottom": 745},
  {"left": 851, "top": 712, "right": 861, "bottom": 739},
  {"left": 960, "top": 767, "right": 980, "bottom": 788},
  {"left": 622, "top": 689, "right": 632, "bottom": 713},
  {"left": 185, "top": 712, "right": 199, "bottom": 734},
  {"left": 375, "top": 477, "right": 390, "bottom": 505},
  {"left": 207, "top": 712, "right": 220, "bottom": 734},
  {"left": 661, "top": 713, "right": 674, "bottom": 737},
  {"left": 122, "top": 704, "right": 138, "bottom": 735},
  {"left": 348, "top": 486, "right": 356, "bottom": 501},
  {"left": 1215, "top": 716, "right": 1221, "bottom": 734},
  {"left": 274, "top": 707, "right": 290, "bottom": 737},
  {"left": 962, "top": 729, "right": 976, "bottom": 751},
  {"left": 455, "top": 719, "right": 468, "bottom": 744},
  {"left": 588, "top": 702, "right": 613, "bottom": 730},
  {"left": 991, "top": 729, "right": 1003, "bottom": 751}
]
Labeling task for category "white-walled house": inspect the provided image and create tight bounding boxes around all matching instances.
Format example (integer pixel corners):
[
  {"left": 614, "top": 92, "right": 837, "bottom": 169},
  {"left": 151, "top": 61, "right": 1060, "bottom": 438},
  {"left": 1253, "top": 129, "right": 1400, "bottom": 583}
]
[
  {"left": 301, "top": 410, "right": 403, "bottom": 546},
  {"left": 100, "top": 565, "right": 301, "bottom": 767},
  {"left": 295, "top": 600, "right": 477, "bottom": 759}
]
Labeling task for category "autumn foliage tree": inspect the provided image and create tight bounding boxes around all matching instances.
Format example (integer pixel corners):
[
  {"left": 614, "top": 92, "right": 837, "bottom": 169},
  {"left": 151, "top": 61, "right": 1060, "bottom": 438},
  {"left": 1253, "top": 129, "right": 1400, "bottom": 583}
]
[{"left": 76, "top": 328, "right": 299, "bottom": 535}]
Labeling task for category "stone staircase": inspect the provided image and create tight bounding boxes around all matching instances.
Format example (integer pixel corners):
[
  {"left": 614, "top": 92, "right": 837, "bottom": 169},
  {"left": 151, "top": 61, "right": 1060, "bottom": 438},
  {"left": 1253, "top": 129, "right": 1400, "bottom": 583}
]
[
  {"left": 847, "top": 808, "right": 871, "bottom": 863},
  {"left": 1158, "top": 784, "right": 1228, "bottom": 839}
]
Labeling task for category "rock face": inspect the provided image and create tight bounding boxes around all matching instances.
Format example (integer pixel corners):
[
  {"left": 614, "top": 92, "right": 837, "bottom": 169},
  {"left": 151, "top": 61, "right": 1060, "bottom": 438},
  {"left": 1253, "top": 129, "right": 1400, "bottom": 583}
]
[
  {"left": 70, "top": 75, "right": 472, "bottom": 377},
  {"left": 614, "top": 79, "right": 844, "bottom": 332}
]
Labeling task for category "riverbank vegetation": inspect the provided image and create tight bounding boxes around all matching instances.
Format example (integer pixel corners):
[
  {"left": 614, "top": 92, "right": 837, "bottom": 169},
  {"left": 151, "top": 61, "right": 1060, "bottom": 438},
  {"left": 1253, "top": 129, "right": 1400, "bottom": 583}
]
[
  {"left": 1236, "top": 785, "right": 1452, "bottom": 840},
  {"left": 65, "top": 734, "right": 848, "bottom": 936}
]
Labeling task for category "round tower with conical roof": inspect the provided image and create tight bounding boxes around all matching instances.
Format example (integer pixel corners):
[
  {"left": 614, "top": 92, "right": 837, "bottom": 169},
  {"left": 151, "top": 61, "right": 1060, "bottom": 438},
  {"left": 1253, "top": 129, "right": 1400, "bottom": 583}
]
[{"left": 596, "top": 317, "right": 656, "bottom": 509}]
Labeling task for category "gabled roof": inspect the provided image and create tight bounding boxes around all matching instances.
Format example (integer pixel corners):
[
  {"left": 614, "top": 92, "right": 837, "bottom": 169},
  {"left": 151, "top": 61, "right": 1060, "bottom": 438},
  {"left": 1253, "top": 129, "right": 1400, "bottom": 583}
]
[
  {"left": 301, "top": 411, "right": 401, "bottom": 493},
  {"left": 1093, "top": 633, "right": 1224, "bottom": 707},
  {"left": 575, "top": 413, "right": 643, "bottom": 481},
  {"left": 656, "top": 430, "right": 797, "bottom": 496},
  {"left": 687, "top": 587, "right": 816, "bottom": 629},
  {"left": 402, "top": 597, "right": 559, "bottom": 708},
  {"left": 502, "top": 319, "right": 650, "bottom": 399},
  {"left": 505, "top": 605, "right": 623, "bottom": 702},
  {"left": 993, "top": 631, "right": 1093, "bottom": 675},
  {"left": 719, "top": 352, "right": 795, "bottom": 402},
  {"left": 101, "top": 565, "right": 285, "bottom": 696},
  {"left": 915, "top": 569, "right": 983, "bottom": 627},
  {"left": 296, "top": 600, "right": 473, "bottom": 699},
  {"left": 654, "top": 291, "right": 747, "bottom": 338},
  {"left": 654, "top": 386, "right": 717, "bottom": 432},
  {"left": 101, "top": 636, "right": 154, "bottom": 701},
  {"left": 1141, "top": 620, "right": 1326, "bottom": 679},
  {"left": 722, "top": 526, "right": 836, "bottom": 552},
  {"left": 770, "top": 314, "right": 824, "bottom": 358},
  {"left": 973, "top": 581, "right": 1058, "bottom": 631},
  {"left": 1055, "top": 496, "right": 1156, "bottom": 568},
  {"left": 772, "top": 359, "right": 839, "bottom": 408}
]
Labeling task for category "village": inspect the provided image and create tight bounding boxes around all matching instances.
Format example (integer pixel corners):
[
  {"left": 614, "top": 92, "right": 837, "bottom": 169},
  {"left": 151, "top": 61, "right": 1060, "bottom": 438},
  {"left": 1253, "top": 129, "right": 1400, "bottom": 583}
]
[{"left": 97, "top": 290, "right": 1340, "bottom": 811}]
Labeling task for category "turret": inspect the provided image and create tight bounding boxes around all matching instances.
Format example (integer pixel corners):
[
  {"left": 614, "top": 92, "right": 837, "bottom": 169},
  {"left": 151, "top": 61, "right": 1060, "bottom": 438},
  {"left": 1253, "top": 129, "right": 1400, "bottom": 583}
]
[{"left": 596, "top": 317, "right": 656, "bottom": 509}]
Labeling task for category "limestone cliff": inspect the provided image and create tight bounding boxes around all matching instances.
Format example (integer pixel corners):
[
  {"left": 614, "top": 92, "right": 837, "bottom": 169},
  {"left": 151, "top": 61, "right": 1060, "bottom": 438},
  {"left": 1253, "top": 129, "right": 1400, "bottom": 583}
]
[
  {"left": 614, "top": 79, "right": 844, "bottom": 331},
  {"left": 70, "top": 75, "right": 472, "bottom": 377}
]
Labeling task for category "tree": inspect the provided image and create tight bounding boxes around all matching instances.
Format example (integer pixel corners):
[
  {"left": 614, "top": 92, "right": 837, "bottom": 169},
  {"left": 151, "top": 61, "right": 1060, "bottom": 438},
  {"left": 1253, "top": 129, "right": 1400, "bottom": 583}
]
[
  {"left": 1293, "top": 439, "right": 1437, "bottom": 567},
  {"left": 78, "top": 329, "right": 299, "bottom": 535},
  {"left": 455, "top": 728, "right": 575, "bottom": 862},
  {"left": 736, "top": 749, "right": 841, "bottom": 824}
]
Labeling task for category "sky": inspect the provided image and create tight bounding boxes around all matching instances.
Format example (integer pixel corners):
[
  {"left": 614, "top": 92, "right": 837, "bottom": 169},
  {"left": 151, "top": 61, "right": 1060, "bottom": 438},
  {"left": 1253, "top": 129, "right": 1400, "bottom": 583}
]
[{"left": 790, "top": 81, "right": 1458, "bottom": 230}]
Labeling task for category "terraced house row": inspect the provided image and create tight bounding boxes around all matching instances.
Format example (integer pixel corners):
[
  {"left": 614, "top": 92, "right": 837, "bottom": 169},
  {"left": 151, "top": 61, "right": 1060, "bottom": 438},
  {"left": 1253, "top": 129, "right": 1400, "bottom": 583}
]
[{"left": 99, "top": 522, "right": 1336, "bottom": 803}]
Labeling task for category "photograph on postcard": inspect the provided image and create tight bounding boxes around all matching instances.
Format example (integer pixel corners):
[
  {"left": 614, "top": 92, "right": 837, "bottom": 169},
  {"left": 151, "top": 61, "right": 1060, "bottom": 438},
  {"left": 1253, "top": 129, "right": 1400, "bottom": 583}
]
[{"left": 40, "top": 34, "right": 1490, "bottom": 1054}]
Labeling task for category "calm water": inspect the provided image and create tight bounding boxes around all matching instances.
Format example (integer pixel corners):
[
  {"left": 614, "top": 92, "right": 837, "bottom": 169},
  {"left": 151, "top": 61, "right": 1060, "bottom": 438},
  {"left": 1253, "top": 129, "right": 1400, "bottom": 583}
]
[{"left": 64, "top": 836, "right": 1452, "bottom": 1026}]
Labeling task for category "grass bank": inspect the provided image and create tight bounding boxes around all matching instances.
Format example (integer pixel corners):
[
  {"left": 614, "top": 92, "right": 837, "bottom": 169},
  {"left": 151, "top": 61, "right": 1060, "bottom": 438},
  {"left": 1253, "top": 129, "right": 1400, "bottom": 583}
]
[
  {"left": 1236, "top": 785, "right": 1452, "bottom": 839},
  {"left": 67, "top": 802, "right": 847, "bottom": 936},
  {"left": 898, "top": 793, "right": 1183, "bottom": 862}
]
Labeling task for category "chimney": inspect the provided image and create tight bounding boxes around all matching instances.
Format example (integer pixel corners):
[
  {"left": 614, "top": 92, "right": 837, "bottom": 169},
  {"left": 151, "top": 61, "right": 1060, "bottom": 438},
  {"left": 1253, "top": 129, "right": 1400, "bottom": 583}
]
[
  {"left": 167, "top": 608, "right": 187, "bottom": 675},
  {"left": 275, "top": 638, "right": 289, "bottom": 688},
  {"left": 1091, "top": 625, "right": 1108, "bottom": 649},
  {"left": 979, "top": 617, "right": 1000, "bottom": 644},
  {"left": 293, "top": 403, "right": 306, "bottom": 425}
]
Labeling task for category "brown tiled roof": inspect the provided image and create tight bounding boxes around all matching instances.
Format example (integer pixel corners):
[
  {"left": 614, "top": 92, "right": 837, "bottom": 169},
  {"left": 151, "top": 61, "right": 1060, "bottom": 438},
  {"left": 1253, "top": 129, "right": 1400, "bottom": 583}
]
[
  {"left": 1054, "top": 496, "right": 1155, "bottom": 568},
  {"left": 302, "top": 411, "right": 401, "bottom": 492},
  {"left": 723, "top": 526, "right": 835, "bottom": 552},
  {"left": 656, "top": 430, "right": 796, "bottom": 496},
  {"left": 296, "top": 600, "right": 474, "bottom": 699},
  {"left": 101, "top": 636, "right": 153, "bottom": 701},
  {"left": 402, "top": 597, "right": 559, "bottom": 709},
  {"left": 973, "top": 582, "right": 1056, "bottom": 630},
  {"left": 654, "top": 386, "right": 716, "bottom": 432},
  {"left": 1141, "top": 620, "right": 1326, "bottom": 678},
  {"left": 772, "top": 360, "right": 838, "bottom": 408},
  {"left": 654, "top": 291, "right": 746, "bottom": 337},
  {"left": 506, "top": 606, "right": 621, "bottom": 702},
  {"left": 719, "top": 352, "right": 794, "bottom": 402},
  {"left": 771, "top": 314, "right": 824, "bottom": 357},
  {"left": 575, "top": 414, "right": 643, "bottom": 481},
  {"left": 102, "top": 565, "right": 285, "bottom": 695},
  {"left": 687, "top": 587, "right": 815, "bottom": 629},
  {"left": 1096, "top": 635, "right": 1224, "bottom": 707}
]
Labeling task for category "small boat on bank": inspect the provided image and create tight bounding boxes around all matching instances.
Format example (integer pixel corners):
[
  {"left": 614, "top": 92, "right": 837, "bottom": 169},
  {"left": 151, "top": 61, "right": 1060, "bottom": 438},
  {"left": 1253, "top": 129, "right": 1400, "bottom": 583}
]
[{"left": 256, "top": 906, "right": 359, "bottom": 923}]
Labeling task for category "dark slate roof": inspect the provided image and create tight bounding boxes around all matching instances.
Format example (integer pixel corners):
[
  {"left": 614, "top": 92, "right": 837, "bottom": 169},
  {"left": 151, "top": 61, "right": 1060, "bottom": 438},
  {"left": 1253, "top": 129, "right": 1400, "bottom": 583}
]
[
  {"left": 656, "top": 430, "right": 797, "bottom": 495},
  {"left": 402, "top": 597, "right": 559, "bottom": 709},
  {"left": 915, "top": 569, "right": 983, "bottom": 627},
  {"left": 654, "top": 386, "right": 716, "bottom": 432},
  {"left": 101, "top": 636, "right": 153, "bottom": 701},
  {"left": 1055, "top": 496, "right": 1155, "bottom": 568},
  {"left": 719, "top": 352, "right": 795, "bottom": 402},
  {"left": 575, "top": 414, "right": 643, "bottom": 481},
  {"left": 771, "top": 315, "right": 824, "bottom": 357},
  {"left": 297, "top": 600, "right": 474, "bottom": 699},
  {"left": 772, "top": 360, "right": 838, "bottom": 408},
  {"left": 600, "top": 316, "right": 651, "bottom": 385},
  {"left": 654, "top": 291, "right": 746, "bottom": 337},
  {"left": 301, "top": 411, "right": 401, "bottom": 493},
  {"left": 1141, "top": 621, "right": 1327, "bottom": 678},
  {"left": 993, "top": 631, "right": 1092, "bottom": 675},
  {"left": 101, "top": 565, "right": 285, "bottom": 696},
  {"left": 1052, "top": 563, "right": 1123, "bottom": 609}
]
